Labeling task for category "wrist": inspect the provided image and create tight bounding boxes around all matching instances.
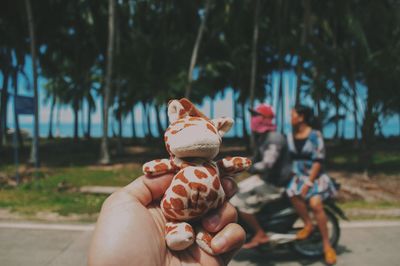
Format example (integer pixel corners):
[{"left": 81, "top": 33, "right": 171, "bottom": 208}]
[{"left": 304, "top": 179, "right": 314, "bottom": 187}]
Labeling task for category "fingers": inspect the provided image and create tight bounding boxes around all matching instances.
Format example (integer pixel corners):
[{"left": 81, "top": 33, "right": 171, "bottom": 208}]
[
  {"left": 122, "top": 174, "right": 174, "bottom": 206},
  {"left": 211, "top": 223, "right": 246, "bottom": 255},
  {"left": 220, "top": 176, "right": 238, "bottom": 199},
  {"left": 202, "top": 202, "right": 238, "bottom": 233}
]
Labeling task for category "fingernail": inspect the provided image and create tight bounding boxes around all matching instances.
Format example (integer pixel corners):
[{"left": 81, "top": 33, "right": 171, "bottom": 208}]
[
  {"left": 212, "top": 235, "right": 227, "bottom": 251},
  {"left": 205, "top": 213, "right": 220, "bottom": 229}
]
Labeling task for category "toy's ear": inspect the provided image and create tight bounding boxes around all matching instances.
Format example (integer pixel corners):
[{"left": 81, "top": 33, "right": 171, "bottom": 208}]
[
  {"left": 211, "top": 117, "right": 234, "bottom": 137},
  {"left": 168, "top": 99, "right": 186, "bottom": 123},
  {"left": 179, "top": 98, "right": 208, "bottom": 120}
]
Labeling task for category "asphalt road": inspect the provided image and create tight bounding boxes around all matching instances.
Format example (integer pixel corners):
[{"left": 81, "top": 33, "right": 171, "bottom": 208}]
[{"left": 0, "top": 221, "right": 399, "bottom": 266}]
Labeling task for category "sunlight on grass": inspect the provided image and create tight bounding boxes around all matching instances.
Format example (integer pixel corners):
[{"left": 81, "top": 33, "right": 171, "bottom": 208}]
[{"left": 0, "top": 165, "right": 142, "bottom": 216}]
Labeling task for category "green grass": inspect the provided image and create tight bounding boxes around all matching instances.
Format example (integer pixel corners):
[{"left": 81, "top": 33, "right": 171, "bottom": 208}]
[{"left": 0, "top": 166, "right": 142, "bottom": 217}]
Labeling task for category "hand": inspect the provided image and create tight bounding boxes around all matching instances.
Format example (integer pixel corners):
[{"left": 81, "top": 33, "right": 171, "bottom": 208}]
[
  {"left": 300, "top": 183, "right": 310, "bottom": 198},
  {"left": 88, "top": 174, "right": 245, "bottom": 266}
]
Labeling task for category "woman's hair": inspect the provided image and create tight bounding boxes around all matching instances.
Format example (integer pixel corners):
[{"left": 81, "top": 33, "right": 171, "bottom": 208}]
[{"left": 294, "top": 104, "right": 320, "bottom": 129}]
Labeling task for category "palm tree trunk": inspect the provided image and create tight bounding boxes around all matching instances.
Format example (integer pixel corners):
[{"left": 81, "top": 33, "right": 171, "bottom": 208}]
[
  {"left": 249, "top": 0, "right": 260, "bottom": 109},
  {"left": 278, "top": 70, "right": 285, "bottom": 133},
  {"left": 55, "top": 103, "right": 61, "bottom": 138},
  {"left": 249, "top": 0, "right": 260, "bottom": 149},
  {"left": 12, "top": 69, "right": 23, "bottom": 146},
  {"left": 232, "top": 91, "right": 238, "bottom": 137},
  {"left": 86, "top": 102, "right": 92, "bottom": 139},
  {"left": 99, "top": 0, "right": 115, "bottom": 164},
  {"left": 25, "top": 0, "right": 40, "bottom": 168},
  {"left": 116, "top": 110, "right": 123, "bottom": 155},
  {"left": 141, "top": 102, "right": 148, "bottom": 137},
  {"left": 131, "top": 107, "right": 136, "bottom": 139},
  {"left": 154, "top": 104, "right": 164, "bottom": 137},
  {"left": 241, "top": 101, "right": 248, "bottom": 139},
  {"left": 210, "top": 96, "right": 215, "bottom": 119},
  {"left": 0, "top": 68, "right": 10, "bottom": 147},
  {"left": 360, "top": 88, "right": 376, "bottom": 175},
  {"left": 146, "top": 102, "right": 153, "bottom": 140},
  {"left": 185, "top": 0, "right": 211, "bottom": 99},
  {"left": 295, "top": 0, "right": 311, "bottom": 105},
  {"left": 48, "top": 97, "right": 56, "bottom": 139},
  {"left": 350, "top": 54, "right": 359, "bottom": 144},
  {"left": 73, "top": 103, "right": 79, "bottom": 141}
]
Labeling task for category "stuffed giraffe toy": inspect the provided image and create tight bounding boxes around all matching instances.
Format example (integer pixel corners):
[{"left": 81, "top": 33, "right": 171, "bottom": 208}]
[{"left": 142, "top": 98, "right": 251, "bottom": 254}]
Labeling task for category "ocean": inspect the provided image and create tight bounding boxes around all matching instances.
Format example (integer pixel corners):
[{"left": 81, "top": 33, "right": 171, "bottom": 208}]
[{"left": 14, "top": 118, "right": 399, "bottom": 139}]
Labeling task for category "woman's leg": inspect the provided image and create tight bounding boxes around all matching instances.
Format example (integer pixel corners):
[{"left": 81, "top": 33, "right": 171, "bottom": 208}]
[
  {"left": 309, "top": 195, "right": 337, "bottom": 264},
  {"left": 308, "top": 195, "right": 331, "bottom": 249},
  {"left": 290, "top": 196, "right": 313, "bottom": 228}
]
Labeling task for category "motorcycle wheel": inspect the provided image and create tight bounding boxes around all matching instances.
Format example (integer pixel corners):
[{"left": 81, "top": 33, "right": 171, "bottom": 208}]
[{"left": 292, "top": 208, "right": 340, "bottom": 257}]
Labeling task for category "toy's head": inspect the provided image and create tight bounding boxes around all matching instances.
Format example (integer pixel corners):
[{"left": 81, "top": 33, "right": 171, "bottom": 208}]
[{"left": 164, "top": 98, "right": 233, "bottom": 160}]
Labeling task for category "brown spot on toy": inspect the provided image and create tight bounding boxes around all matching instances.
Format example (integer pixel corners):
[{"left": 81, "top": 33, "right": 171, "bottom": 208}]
[
  {"left": 165, "top": 225, "right": 177, "bottom": 233},
  {"left": 172, "top": 185, "right": 187, "bottom": 197},
  {"left": 163, "top": 200, "right": 172, "bottom": 210},
  {"left": 189, "top": 117, "right": 202, "bottom": 121},
  {"left": 189, "top": 182, "right": 208, "bottom": 192},
  {"left": 176, "top": 171, "right": 189, "bottom": 183},
  {"left": 201, "top": 232, "right": 213, "bottom": 244},
  {"left": 154, "top": 163, "right": 168, "bottom": 172},
  {"left": 179, "top": 109, "right": 187, "bottom": 117},
  {"left": 233, "top": 157, "right": 243, "bottom": 167},
  {"left": 170, "top": 198, "right": 184, "bottom": 210},
  {"left": 164, "top": 208, "right": 177, "bottom": 218},
  {"left": 212, "top": 177, "right": 220, "bottom": 190},
  {"left": 194, "top": 169, "right": 208, "bottom": 179},
  {"left": 204, "top": 163, "right": 217, "bottom": 176},
  {"left": 183, "top": 123, "right": 195, "bottom": 128},
  {"left": 185, "top": 225, "right": 193, "bottom": 233},
  {"left": 206, "top": 123, "right": 217, "bottom": 134}
]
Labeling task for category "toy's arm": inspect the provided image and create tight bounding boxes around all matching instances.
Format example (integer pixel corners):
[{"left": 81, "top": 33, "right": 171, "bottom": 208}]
[
  {"left": 143, "top": 158, "right": 176, "bottom": 177},
  {"left": 217, "top": 156, "right": 252, "bottom": 175}
]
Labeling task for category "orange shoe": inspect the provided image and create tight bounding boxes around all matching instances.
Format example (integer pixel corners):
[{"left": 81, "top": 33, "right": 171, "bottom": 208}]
[
  {"left": 324, "top": 247, "right": 337, "bottom": 265},
  {"left": 296, "top": 225, "right": 314, "bottom": 240}
]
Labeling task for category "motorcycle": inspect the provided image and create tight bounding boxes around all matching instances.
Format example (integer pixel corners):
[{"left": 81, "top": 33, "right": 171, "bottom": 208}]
[{"left": 237, "top": 182, "right": 348, "bottom": 257}]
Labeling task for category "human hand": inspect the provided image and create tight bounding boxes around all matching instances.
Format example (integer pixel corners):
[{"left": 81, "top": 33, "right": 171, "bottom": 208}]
[
  {"left": 300, "top": 183, "right": 310, "bottom": 198},
  {"left": 88, "top": 174, "right": 245, "bottom": 266}
]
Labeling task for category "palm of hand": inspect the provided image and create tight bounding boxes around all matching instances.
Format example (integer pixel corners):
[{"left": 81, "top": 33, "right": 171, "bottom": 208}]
[{"left": 89, "top": 174, "right": 242, "bottom": 266}]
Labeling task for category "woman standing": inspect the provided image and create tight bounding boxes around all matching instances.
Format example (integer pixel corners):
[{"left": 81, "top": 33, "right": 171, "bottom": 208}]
[{"left": 286, "top": 105, "right": 337, "bottom": 265}]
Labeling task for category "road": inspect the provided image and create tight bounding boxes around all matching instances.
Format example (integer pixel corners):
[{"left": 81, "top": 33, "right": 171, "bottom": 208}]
[{"left": 0, "top": 221, "right": 399, "bottom": 266}]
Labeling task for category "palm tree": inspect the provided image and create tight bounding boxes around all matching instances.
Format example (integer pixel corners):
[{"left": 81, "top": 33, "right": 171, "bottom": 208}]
[
  {"left": 185, "top": 0, "right": 211, "bottom": 99},
  {"left": 25, "top": 0, "right": 40, "bottom": 168},
  {"left": 99, "top": 0, "right": 115, "bottom": 164}
]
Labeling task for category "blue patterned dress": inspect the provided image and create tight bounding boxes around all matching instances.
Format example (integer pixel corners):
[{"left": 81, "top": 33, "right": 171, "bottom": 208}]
[{"left": 286, "top": 130, "right": 337, "bottom": 200}]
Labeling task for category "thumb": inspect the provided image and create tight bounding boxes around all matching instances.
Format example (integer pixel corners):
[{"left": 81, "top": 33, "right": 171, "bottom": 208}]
[{"left": 122, "top": 174, "right": 174, "bottom": 206}]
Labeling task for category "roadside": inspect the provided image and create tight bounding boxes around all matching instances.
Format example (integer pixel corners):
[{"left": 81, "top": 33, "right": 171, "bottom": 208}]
[{"left": 1, "top": 138, "right": 399, "bottom": 222}]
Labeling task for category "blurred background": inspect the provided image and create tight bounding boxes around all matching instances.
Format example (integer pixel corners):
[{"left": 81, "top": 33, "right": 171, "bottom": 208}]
[{"left": 0, "top": 0, "right": 400, "bottom": 265}]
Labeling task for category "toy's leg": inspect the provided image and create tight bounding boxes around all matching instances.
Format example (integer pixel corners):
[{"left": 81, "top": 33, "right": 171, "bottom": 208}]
[
  {"left": 195, "top": 226, "right": 216, "bottom": 255},
  {"left": 143, "top": 159, "right": 175, "bottom": 177},
  {"left": 217, "top": 156, "right": 252, "bottom": 175},
  {"left": 165, "top": 221, "right": 195, "bottom": 251}
]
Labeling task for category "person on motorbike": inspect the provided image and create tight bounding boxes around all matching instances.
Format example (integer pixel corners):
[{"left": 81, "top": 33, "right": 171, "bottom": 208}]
[
  {"left": 286, "top": 104, "right": 338, "bottom": 265},
  {"left": 230, "top": 104, "right": 292, "bottom": 249}
]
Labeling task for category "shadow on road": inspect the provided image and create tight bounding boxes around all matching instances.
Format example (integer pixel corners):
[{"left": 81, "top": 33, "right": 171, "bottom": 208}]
[{"left": 233, "top": 245, "right": 352, "bottom": 265}]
